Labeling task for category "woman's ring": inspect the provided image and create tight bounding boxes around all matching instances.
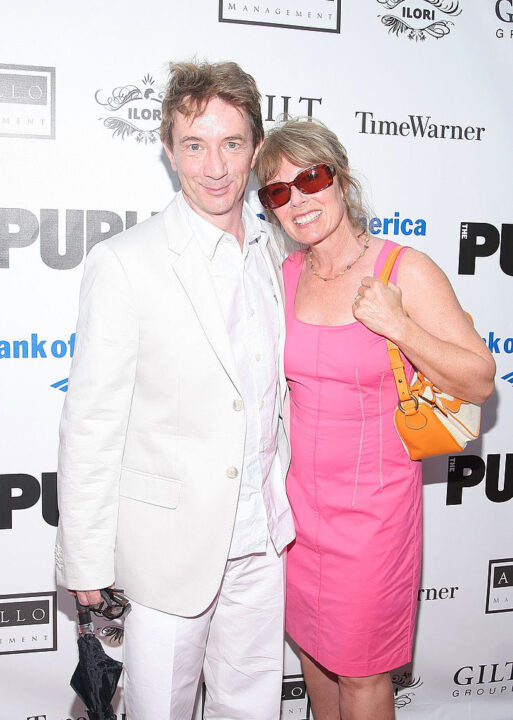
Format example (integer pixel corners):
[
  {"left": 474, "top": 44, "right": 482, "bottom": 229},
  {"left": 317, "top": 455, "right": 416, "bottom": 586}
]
[{"left": 353, "top": 294, "right": 361, "bottom": 305}]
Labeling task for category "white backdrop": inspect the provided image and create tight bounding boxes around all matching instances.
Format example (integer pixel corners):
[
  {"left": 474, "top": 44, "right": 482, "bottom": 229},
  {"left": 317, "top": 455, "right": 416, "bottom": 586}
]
[{"left": 1, "top": 2, "right": 512, "bottom": 719}]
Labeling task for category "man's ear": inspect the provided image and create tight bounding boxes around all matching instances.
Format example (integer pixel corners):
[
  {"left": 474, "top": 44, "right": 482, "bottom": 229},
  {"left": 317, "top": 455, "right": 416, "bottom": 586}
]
[
  {"left": 162, "top": 142, "right": 177, "bottom": 172},
  {"left": 251, "top": 138, "right": 264, "bottom": 169}
]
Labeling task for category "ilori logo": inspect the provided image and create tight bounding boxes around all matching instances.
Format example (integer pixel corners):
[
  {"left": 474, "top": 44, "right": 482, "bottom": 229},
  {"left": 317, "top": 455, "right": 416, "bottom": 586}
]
[
  {"left": 95, "top": 73, "right": 164, "bottom": 144},
  {"left": 375, "top": 0, "right": 461, "bottom": 42}
]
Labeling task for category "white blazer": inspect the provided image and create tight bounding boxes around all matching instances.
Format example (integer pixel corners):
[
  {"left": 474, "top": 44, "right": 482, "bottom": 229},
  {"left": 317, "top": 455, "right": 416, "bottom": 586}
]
[{"left": 55, "top": 195, "right": 295, "bottom": 617}]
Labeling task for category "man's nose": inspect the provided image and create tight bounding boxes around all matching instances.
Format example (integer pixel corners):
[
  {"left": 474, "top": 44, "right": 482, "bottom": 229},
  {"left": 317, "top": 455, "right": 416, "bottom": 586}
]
[{"left": 204, "top": 148, "right": 228, "bottom": 179}]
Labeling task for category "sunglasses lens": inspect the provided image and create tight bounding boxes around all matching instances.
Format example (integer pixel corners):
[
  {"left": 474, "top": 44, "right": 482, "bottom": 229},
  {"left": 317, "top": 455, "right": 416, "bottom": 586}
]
[
  {"left": 296, "top": 165, "right": 333, "bottom": 194},
  {"left": 258, "top": 165, "right": 335, "bottom": 210},
  {"left": 258, "top": 183, "right": 290, "bottom": 210}
]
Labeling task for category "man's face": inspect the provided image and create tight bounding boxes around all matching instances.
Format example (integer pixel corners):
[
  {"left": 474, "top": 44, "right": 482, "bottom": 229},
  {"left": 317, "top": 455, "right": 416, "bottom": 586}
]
[{"left": 165, "top": 97, "right": 261, "bottom": 229}]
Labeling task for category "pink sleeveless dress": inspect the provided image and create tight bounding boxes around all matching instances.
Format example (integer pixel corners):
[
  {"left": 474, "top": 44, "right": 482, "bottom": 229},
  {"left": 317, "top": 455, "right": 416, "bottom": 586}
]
[{"left": 284, "top": 240, "right": 422, "bottom": 677}]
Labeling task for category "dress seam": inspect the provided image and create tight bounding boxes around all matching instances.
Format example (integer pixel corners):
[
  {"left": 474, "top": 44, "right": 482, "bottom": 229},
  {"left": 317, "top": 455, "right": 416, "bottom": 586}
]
[
  {"left": 353, "top": 367, "right": 365, "bottom": 508},
  {"left": 378, "top": 372, "right": 384, "bottom": 492},
  {"left": 405, "top": 460, "right": 420, "bottom": 659},
  {"left": 313, "top": 324, "right": 322, "bottom": 658}
]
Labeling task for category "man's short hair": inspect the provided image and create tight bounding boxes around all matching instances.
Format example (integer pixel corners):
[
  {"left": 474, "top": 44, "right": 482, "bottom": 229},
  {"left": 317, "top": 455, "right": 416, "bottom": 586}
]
[{"left": 160, "top": 61, "right": 264, "bottom": 150}]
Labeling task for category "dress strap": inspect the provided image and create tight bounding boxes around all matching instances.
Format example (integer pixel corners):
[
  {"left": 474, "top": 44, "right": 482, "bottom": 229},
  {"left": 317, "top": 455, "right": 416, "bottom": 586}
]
[
  {"left": 282, "top": 251, "right": 304, "bottom": 314},
  {"left": 373, "top": 239, "right": 408, "bottom": 284}
]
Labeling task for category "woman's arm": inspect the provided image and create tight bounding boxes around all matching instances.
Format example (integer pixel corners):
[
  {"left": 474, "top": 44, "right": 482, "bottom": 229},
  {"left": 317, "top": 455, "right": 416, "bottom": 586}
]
[{"left": 353, "top": 248, "right": 495, "bottom": 404}]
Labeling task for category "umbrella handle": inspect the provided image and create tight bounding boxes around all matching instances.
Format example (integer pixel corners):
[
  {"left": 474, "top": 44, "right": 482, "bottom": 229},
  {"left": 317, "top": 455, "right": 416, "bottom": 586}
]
[{"left": 75, "top": 596, "right": 95, "bottom": 635}]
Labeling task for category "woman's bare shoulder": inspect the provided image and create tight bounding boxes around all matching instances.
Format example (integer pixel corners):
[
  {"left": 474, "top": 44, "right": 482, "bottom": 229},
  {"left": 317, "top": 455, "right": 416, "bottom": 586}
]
[{"left": 397, "top": 246, "right": 451, "bottom": 288}]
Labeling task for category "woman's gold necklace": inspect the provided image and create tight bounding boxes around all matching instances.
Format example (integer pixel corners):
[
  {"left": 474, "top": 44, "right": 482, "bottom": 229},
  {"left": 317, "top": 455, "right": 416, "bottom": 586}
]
[{"left": 308, "top": 234, "right": 370, "bottom": 282}]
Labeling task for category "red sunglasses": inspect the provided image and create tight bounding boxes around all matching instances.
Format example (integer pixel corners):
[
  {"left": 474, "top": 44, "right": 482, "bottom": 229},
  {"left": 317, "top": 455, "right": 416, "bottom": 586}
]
[{"left": 258, "top": 163, "right": 336, "bottom": 210}]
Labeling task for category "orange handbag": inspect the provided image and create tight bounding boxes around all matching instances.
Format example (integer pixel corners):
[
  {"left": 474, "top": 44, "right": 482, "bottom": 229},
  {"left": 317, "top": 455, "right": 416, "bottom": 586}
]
[{"left": 379, "top": 245, "right": 481, "bottom": 461}]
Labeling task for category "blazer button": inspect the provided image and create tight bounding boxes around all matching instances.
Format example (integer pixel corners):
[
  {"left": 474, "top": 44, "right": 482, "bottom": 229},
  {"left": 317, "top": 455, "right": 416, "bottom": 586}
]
[
  {"left": 226, "top": 466, "right": 239, "bottom": 479},
  {"left": 232, "top": 398, "right": 244, "bottom": 411}
]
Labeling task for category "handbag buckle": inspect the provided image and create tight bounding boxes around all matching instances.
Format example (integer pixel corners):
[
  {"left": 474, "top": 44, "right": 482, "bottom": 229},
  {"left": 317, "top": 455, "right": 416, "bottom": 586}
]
[{"left": 397, "top": 395, "right": 419, "bottom": 414}]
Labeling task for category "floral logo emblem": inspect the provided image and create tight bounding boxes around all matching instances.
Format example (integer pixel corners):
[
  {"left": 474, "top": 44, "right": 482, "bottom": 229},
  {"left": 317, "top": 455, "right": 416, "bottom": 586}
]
[
  {"left": 392, "top": 671, "right": 423, "bottom": 708},
  {"left": 95, "top": 73, "right": 164, "bottom": 144},
  {"left": 376, "top": 0, "right": 461, "bottom": 41}
]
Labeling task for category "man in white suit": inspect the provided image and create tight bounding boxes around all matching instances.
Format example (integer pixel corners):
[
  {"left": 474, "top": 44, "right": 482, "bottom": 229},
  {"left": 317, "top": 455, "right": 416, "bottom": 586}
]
[{"left": 56, "top": 61, "right": 295, "bottom": 720}]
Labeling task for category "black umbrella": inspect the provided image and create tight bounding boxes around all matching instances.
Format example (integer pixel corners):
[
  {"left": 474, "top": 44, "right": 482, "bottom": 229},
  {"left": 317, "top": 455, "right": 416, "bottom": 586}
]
[{"left": 70, "top": 594, "right": 125, "bottom": 720}]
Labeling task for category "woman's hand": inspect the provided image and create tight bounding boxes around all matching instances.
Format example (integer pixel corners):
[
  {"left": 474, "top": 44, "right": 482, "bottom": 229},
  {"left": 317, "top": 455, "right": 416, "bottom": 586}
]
[{"left": 352, "top": 276, "right": 408, "bottom": 341}]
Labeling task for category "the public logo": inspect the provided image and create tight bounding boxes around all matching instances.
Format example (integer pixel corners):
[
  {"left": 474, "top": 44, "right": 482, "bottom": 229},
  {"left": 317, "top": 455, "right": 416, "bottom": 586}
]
[
  {"left": 459, "top": 222, "right": 513, "bottom": 276},
  {"left": 392, "top": 671, "right": 423, "bottom": 708},
  {"left": 0, "top": 473, "right": 58, "bottom": 530},
  {"left": 0, "top": 207, "right": 150, "bottom": 269},
  {"left": 281, "top": 675, "right": 313, "bottom": 719},
  {"left": 486, "top": 559, "right": 513, "bottom": 614},
  {"left": 376, "top": 0, "right": 461, "bottom": 41},
  {"left": 446, "top": 454, "right": 513, "bottom": 505},
  {"left": 95, "top": 73, "right": 164, "bottom": 144},
  {"left": 0, "top": 64, "right": 55, "bottom": 139},
  {"left": 0, "top": 592, "right": 57, "bottom": 654},
  {"left": 219, "top": 0, "right": 341, "bottom": 33}
]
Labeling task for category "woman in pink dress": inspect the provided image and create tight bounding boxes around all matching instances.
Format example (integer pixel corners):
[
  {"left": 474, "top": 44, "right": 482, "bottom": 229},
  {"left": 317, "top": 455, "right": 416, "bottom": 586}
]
[{"left": 255, "top": 119, "right": 495, "bottom": 720}]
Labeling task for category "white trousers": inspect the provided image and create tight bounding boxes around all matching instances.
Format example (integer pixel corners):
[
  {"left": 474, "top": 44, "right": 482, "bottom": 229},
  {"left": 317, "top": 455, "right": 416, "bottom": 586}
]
[{"left": 123, "top": 546, "right": 285, "bottom": 720}]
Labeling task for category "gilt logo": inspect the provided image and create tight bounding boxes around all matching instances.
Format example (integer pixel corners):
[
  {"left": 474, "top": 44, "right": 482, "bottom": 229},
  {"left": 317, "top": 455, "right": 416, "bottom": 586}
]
[
  {"left": 376, "top": 0, "right": 461, "bottom": 41},
  {"left": 95, "top": 73, "right": 164, "bottom": 144}
]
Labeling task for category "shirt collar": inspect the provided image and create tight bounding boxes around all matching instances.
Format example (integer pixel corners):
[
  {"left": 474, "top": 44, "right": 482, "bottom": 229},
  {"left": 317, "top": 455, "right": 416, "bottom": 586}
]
[{"left": 177, "top": 191, "right": 266, "bottom": 261}]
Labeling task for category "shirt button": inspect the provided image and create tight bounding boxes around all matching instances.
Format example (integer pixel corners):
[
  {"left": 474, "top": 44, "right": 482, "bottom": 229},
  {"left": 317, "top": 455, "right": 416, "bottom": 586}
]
[
  {"left": 226, "top": 466, "right": 239, "bottom": 479},
  {"left": 255, "top": 353, "right": 262, "bottom": 362},
  {"left": 233, "top": 398, "right": 244, "bottom": 411},
  {"left": 248, "top": 308, "right": 255, "bottom": 317}
]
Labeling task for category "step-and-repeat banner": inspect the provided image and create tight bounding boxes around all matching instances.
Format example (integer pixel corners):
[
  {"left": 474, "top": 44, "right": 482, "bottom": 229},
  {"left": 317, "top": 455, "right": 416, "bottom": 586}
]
[{"left": 1, "top": 2, "right": 512, "bottom": 719}]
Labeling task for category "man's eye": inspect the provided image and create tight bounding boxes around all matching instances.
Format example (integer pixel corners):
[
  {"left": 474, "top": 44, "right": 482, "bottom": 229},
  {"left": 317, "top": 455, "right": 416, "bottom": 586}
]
[
  {"left": 189, "top": 143, "right": 201, "bottom": 151},
  {"left": 227, "top": 141, "right": 239, "bottom": 149}
]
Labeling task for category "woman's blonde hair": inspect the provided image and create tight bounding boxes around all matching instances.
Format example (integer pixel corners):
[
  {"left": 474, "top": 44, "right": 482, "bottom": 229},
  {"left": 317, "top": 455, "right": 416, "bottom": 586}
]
[{"left": 255, "top": 118, "right": 369, "bottom": 233}]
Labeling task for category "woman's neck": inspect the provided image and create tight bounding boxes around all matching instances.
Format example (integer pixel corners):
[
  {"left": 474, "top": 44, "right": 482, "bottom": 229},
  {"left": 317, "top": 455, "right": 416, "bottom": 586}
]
[{"left": 308, "top": 220, "right": 364, "bottom": 276}]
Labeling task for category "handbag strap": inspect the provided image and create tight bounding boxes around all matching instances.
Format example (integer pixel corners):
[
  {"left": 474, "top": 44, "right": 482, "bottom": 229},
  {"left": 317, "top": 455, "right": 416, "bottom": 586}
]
[
  {"left": 377, "top": 244, "right": 404, "bottom": 285},
  {"left": 378, "top": 245, "right": 418, "bottom": 414}
]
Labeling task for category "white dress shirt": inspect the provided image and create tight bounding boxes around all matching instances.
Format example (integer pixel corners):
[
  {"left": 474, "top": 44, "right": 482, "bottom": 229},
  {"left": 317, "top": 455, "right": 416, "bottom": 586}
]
[{"left": 179, "top": 193, "right": 280, "bottom": 558}]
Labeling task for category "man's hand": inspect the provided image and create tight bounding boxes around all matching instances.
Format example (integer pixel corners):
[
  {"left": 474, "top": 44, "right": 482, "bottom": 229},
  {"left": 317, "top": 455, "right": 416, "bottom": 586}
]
[{"left": 69, "top": 589, "right": 103, "bottom": 607}]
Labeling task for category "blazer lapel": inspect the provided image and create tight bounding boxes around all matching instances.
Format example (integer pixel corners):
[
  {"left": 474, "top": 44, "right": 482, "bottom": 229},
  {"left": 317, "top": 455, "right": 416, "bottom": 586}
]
[{"left": 164, "top": 198, "right": 240, "bottom": 392}]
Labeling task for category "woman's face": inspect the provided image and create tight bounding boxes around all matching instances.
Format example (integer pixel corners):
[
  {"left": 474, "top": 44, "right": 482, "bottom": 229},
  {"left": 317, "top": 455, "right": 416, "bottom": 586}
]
[{"left": 269, "top": 157, "right": 346, "bottom": 247}]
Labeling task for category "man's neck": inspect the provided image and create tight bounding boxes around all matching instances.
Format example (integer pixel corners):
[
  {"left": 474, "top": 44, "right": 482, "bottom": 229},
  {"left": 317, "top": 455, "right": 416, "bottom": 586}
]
[{"left": 182, "top": 193, "right": 245, "bottom": 249}]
